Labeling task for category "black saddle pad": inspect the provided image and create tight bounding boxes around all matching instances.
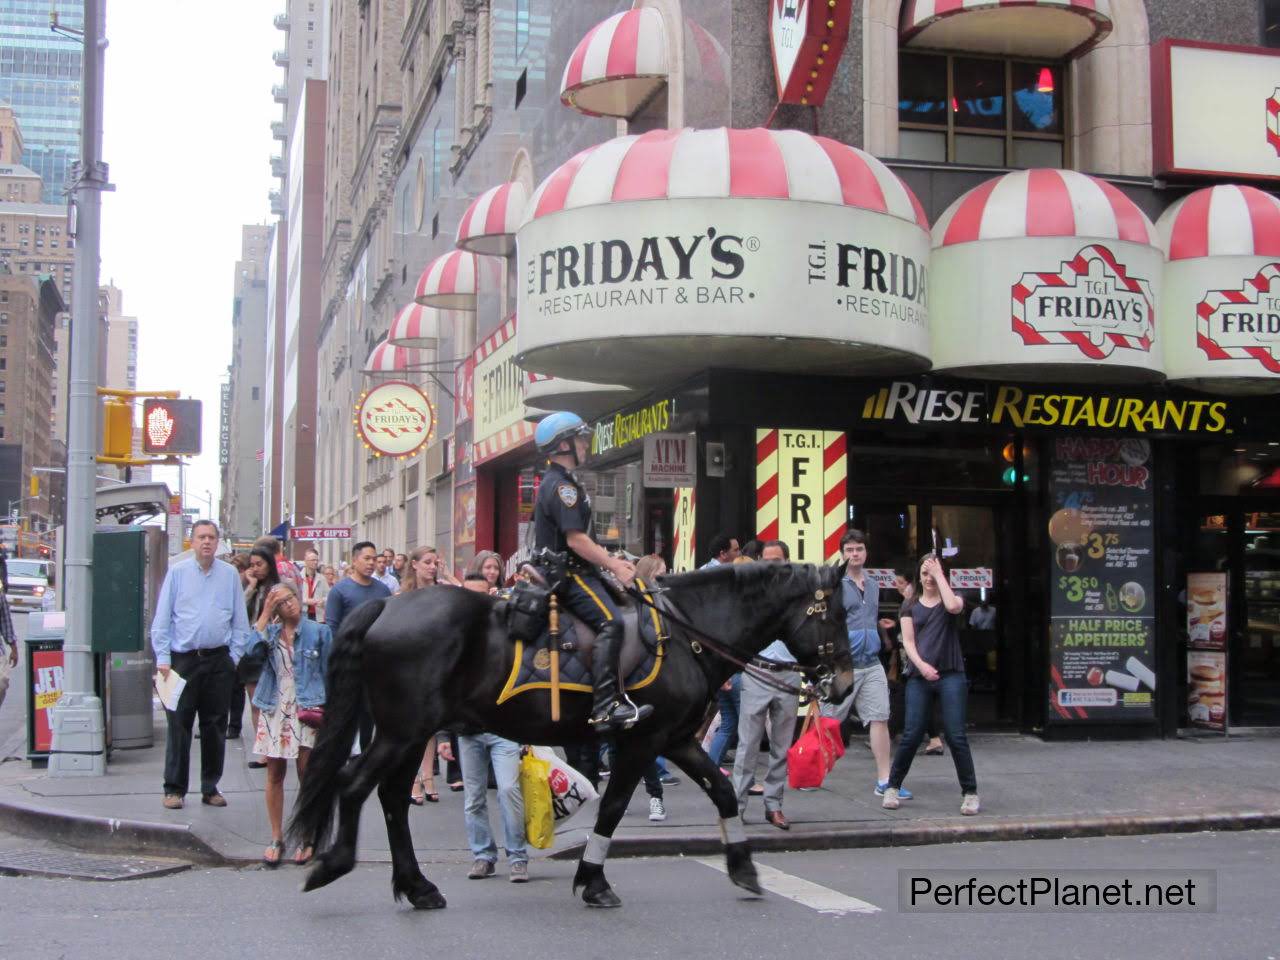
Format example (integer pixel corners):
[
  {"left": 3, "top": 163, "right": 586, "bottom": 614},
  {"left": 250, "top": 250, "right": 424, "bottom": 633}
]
[{"left": 497, "top": 589, "right": 664, "bottom": 705}]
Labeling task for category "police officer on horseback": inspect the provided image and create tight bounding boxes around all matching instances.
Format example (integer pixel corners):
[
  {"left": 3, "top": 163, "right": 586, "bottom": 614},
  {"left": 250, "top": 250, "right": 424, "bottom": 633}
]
[{"left": 534, "top": 411, "right": 655, "bottom": 732}]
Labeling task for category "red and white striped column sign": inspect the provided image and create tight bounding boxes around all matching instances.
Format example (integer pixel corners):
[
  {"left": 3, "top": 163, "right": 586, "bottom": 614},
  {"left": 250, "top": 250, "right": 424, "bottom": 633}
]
[
  {"left": 672, "top": 486, "right": 696, "bottom": 572},
  {"left": 756, "top": 429, "right": 847, "bottom": 563}
]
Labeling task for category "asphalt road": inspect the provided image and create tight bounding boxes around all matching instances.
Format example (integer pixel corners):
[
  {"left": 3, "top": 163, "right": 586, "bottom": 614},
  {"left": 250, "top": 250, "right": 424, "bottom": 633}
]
[{"left": 0, "top": 830, "right": 1274, "bottom": 960}]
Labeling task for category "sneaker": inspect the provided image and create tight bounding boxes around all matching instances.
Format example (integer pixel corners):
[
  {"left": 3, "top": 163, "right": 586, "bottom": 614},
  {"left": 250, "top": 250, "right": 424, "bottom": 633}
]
[
  {"left": 162, "top": 793, "right": 184, "bottom": 810},
  {"left": 648, "top": 797, "right": 667, "bottom": 822},
  {"left": 467, "top": 859, "right": 495, "bottom": 879},
  {"left": 881, "top": 786, "right": 900, "bottom": 810},
  {"left": 659, "top": 774, "right": 681, "bottom": 787},
  {"left": 509, "top": 861, "right": 529, "bottom": 883},
  {"left": 960, "top": 793, "right": 981, "bottom": 816},
  {"left": 875, "top": 780, "right": 912, "bottom": 800}
]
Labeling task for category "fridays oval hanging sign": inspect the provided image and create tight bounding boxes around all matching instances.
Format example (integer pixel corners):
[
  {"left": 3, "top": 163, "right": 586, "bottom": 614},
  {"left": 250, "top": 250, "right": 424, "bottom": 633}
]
[{"left": 355, "top": 380, "right": 436, "bottom": 459}]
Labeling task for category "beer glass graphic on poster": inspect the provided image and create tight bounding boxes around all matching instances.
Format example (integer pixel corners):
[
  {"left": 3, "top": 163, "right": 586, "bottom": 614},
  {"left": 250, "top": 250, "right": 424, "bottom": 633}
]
[{"left": 1046, "top": 436, "right": 1156, "bottom": 721}]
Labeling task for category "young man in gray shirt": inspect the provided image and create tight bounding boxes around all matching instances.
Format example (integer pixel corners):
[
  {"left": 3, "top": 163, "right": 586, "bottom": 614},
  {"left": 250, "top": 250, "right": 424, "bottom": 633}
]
[{"left": 823, "top": 529, "right": 912, "bottom": 800}]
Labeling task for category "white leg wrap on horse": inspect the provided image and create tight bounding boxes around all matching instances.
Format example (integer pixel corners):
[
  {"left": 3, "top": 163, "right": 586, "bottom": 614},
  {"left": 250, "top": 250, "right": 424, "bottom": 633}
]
[
  {"left": 583, "top": 832, "right": 611, "bottom": 865},
  {"left": 720, "top": 817, "right": 747, "bottom": 845}
]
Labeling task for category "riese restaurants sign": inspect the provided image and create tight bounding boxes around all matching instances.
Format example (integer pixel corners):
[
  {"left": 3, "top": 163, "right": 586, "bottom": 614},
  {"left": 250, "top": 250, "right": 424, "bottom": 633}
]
[{"left": 855, "top": 379, "right": 1231, "bottom": 436}]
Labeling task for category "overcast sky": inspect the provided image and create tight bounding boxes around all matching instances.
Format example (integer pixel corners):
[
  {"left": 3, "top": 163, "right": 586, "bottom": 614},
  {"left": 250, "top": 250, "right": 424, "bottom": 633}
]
[{"left": 100, "top": 2, "right": 278, "bottom": 517}]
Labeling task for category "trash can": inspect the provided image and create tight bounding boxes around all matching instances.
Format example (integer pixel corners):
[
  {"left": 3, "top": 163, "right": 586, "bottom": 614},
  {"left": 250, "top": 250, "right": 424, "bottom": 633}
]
[
  {"left": 93, "top": 528, "right": 161, "bottom": 749},
  {"left": 26, "top": 612, "right": 105, "bottom": 762}
]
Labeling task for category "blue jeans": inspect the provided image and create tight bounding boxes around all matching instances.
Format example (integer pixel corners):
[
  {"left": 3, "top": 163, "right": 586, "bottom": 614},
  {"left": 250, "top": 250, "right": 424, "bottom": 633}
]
[
  {"left": 889, "top": 673, "right": 977, "bottom": 794},
  {"left": 707, "top": 672, "right": 742, "bottom": 766},
  {"left": 458, "top": 733, "right": 527, "bottom": 864}
]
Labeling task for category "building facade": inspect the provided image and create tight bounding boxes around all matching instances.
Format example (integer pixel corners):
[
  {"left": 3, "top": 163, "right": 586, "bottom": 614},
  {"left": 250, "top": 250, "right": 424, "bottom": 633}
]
[
  {"left": 298, "top": 0, "right": 1280, "bottom": 735},
  {"left": 0, "top": 0, "right": 84, "bottom": 203},
  {"left": 222, "top": 225, "right": 271, "bottom": 540},
  {"left": 0, "top": 271, "right": 62, "bottom": 529}
]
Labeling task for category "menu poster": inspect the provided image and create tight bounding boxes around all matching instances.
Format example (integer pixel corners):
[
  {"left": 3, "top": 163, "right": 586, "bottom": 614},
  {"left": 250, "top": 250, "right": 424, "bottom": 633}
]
[
  {"left": 1186, "top": 572, "right": 1228, "bottom": 733},
  {"left": 1186, "top": 572, "right": 1227, "bottom": 650},
  {"left": 1187, "top": 650, "right": 1227, "bottom": 732},
  {"left": 1046, "top": 437, "right": 1156, "bottom": 722}
]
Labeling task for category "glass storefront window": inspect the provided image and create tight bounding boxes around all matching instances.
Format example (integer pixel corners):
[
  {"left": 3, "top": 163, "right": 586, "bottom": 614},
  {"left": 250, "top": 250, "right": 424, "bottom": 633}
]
[
  {"left": 848, "top": 435, "right": 1015, "bottom": 491},
  {"left": 1198, "top": 443, "right": 1280, "bottom": 495},
  {"left": 581, "top": 459, "right": 646, "bottom": 556}
]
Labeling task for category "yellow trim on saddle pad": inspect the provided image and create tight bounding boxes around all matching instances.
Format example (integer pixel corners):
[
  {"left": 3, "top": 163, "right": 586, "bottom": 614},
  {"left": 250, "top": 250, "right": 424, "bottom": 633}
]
[{"left": 495, "top": 578, "right": 666, "bottom": 706}]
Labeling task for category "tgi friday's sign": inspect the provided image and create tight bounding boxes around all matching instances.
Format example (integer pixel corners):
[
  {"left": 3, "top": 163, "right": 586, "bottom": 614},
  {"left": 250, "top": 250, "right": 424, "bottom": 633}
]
[
  {"left": 1153, "top": 40, "right": 1280, "bottom": 181},
  {"left": 517, "top": 199, "right": 931, "bottom": 378},
  {"left": 755, "top": 428, "right": 847, "bottom": 564},
  {"left": 1163, "top": 257, "right": 1280, "bottom": 388},
  {"left": 769, "top": 0, "right": 853, "bottom": 106},
  {"left": 931, "top": 236, "right": 1163, "bottom": 378},
  {"left": 472, "top": 316, "right": 536, "bottom": 465},
  {"left": 356, "top": 381, "right": 435, "bottom": 459}
]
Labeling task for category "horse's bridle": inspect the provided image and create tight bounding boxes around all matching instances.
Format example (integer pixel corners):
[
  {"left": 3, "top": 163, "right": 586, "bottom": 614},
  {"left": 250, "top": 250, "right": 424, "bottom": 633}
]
[{"left": 627, "top": 582, "right": 845, "bottom": 702}]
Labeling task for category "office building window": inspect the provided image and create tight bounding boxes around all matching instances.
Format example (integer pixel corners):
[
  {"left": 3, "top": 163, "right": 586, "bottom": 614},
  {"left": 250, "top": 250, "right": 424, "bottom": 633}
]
[
  {"left": 898, "top": 51, "right": 1067, "bottom": 167},
  {"left": 1266, "top": 0, "right": 1280, "bottom": 47}
]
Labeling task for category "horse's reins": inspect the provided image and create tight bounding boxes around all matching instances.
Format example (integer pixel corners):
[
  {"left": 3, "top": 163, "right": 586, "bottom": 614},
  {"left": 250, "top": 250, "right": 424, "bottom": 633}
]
[{"left": 625, "top": 584, "right": 828, "bottom": 700}]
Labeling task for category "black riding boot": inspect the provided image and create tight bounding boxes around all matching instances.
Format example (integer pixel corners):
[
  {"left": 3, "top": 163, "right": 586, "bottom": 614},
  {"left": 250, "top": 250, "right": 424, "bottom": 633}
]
[{"left": 589, "top": 621, "right": 654, "bottom": 732}]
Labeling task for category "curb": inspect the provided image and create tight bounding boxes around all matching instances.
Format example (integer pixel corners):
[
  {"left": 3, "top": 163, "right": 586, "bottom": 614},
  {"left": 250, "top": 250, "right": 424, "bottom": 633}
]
[
  {"left": 547, "top": 809, "right": 1280, "bottom": 860},
  {"left": 0, "top": 796, "right": 229, "bottom": 866}
]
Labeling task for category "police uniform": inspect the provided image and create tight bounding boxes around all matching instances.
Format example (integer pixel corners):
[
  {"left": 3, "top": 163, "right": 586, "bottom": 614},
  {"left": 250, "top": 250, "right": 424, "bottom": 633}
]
[{"left": 534, "top": 461, "right": 621, "bottom": 633}]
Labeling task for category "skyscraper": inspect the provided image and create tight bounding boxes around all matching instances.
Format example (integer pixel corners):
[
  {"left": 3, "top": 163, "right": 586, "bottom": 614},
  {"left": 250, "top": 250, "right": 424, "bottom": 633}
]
[{"left": 0, "top": 1, "right": 84, "bottom": 203}]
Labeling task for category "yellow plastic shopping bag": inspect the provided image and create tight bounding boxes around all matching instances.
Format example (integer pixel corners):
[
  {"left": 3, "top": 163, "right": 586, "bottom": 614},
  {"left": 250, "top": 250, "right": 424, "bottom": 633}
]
[{"left": 520, "top": 750, "right": 555, "bottom": 849}]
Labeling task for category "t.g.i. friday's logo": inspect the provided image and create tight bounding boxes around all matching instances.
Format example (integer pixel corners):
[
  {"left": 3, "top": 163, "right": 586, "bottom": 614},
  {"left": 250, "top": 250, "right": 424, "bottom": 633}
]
[
  {"left": 1196, "top": 263, "right": 1280, "bottom": 372},
  {"left": 770, "top": 0, "right": 805, "bottom": 95},
  {"left": 1267, "top": 88, "right": 1280, "bottom": 156},
  {"left": 1011, "top": 244, "right": 1154, "bottom": 360}
]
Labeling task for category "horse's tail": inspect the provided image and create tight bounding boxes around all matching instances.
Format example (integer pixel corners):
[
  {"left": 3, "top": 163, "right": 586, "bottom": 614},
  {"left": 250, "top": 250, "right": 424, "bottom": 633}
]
[{"left": 287, "top": 598, "right": 386, "bottom": 852}]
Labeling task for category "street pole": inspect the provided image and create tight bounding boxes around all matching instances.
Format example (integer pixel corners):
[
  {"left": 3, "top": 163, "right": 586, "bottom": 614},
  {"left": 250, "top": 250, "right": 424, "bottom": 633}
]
[{"left": 49, "top": 0, "right": 107, "bottom": 777}]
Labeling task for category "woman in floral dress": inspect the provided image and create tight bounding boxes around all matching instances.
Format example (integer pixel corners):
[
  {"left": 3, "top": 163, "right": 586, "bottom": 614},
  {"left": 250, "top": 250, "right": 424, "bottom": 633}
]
[{"left": 250, "top": 582, "right": 332, "bottom": 866}]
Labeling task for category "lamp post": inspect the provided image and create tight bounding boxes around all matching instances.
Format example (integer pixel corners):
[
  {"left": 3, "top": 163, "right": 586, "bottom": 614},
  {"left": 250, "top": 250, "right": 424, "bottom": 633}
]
[{"left": 48, "top": 0, "right": 108, "bottom": 777}]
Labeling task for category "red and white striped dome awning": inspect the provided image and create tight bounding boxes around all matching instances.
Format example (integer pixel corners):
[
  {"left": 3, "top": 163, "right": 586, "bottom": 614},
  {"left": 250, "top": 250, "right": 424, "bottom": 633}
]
[
  {"left": 932, "top": 169, "right": 1157, "bottom": 249},
  {"left": 364, "top": 338, "right": 425, "bottom": 376},
  {"left": 414, "top": 250, "right": 478, "bottom": 309},
  {"left": 386, "top": 303, "right": 441, "bottom": 350},
  {"left": 561, "top": 7, "right": 668, "bottom": 119},
  {"left": 1157, "top": 184, "right": 1280, "bottom": 261},
  {"left": 524, "top": 127, "right": 928, "bottom": 229},
  {"left": 901, "top": 0, "right": 1112, "bottom": 59},
  {"left": 456, "top": 181, "right": 528, "bottom": 256}
]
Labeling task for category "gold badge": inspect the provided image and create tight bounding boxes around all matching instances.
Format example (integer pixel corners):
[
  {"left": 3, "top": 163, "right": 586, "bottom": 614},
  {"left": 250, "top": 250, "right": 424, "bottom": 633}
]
[{"left": 533, "top": 648, "right": 552, "bottom": 671}]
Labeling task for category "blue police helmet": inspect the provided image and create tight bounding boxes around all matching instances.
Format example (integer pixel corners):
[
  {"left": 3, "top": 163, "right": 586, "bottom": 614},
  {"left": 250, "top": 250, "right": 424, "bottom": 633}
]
[{"left": 535, "top": 411, "right": 591, "bottom": 454}]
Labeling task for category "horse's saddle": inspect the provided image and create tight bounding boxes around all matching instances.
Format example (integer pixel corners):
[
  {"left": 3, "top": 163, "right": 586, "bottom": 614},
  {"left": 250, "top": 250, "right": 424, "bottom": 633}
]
[{"left": 495, "top": 580, "right": 665, "bottom": 705}]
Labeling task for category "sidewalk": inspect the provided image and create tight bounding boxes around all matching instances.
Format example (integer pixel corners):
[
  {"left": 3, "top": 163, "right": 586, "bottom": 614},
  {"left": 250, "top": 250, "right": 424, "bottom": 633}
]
[{"left": 2, "top": 702, "right": 1278, "bottom": 866}]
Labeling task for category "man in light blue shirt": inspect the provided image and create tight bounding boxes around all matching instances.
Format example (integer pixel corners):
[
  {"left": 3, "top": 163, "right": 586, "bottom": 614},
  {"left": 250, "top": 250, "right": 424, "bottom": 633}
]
[
  {"left": 733, "top": 540, "right": 800, "bottom": 831},
  {"left": 151, "top": 520, "right": 250, "bottom": 810}
]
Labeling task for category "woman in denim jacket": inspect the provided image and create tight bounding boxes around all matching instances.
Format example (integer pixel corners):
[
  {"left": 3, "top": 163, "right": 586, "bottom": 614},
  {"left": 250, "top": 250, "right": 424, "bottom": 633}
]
[{"left": 250, "top": 582, "right": 332, "bottom": 866}]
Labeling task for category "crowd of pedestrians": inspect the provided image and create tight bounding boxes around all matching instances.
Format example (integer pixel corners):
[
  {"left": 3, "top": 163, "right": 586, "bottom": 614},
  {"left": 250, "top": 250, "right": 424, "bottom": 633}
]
[{"left": 149, "top": 517, "right": 981, "bottom": 870}]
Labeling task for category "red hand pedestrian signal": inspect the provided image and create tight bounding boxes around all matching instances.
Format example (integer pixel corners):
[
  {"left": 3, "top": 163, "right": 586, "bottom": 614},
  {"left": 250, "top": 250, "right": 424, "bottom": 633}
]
[{"left": 141, "top": 398, "right": 202, "bottom": 455}]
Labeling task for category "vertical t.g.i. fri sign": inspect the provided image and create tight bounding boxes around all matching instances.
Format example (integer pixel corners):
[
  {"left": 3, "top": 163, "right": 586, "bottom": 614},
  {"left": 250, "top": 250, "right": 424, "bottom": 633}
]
[
  {"left": 770, "top": 0, "right": 853, "bottom": 106},
  {"left": 756, "top": 429, "right": 848, "bottom": 563}
]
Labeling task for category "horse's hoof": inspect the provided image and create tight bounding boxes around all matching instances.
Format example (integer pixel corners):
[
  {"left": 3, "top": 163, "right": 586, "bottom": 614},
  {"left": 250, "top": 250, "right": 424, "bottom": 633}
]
[
  {"left": 583, "top": 886, "right": 623, "bottom": 908},
  {"left": 730, "top": 871, "right": 764, "bottom": 898},
  {"left": 301, "top": 863, "right": 334, "bottom": 893},
  {"left": 725, "top": 841, "right": 763, "bottom": 897},
  {"left": 409, "top": 887, "right": 447, "bottom": 910}
]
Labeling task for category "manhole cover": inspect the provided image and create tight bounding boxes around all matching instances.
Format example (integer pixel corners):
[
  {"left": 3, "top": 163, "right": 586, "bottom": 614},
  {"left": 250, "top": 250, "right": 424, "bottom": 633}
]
[{"left": 0, "top": 849, "right": 191, "bottom": 881}]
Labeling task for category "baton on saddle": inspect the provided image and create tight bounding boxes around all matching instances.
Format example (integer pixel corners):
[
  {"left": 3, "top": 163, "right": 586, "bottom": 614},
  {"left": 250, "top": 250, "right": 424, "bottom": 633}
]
[{"left": 549, "top": 594, "right": 561, "bottom": 722}]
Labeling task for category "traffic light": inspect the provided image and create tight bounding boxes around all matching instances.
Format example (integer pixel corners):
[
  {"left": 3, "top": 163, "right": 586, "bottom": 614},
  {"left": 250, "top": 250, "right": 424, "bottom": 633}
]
[
  {"left": 29, "top": 474, "right": 38, "bottom": 497},
  {"left": 141, "top": 398, "right": 202, "bottom": 456},
  {"left": 102, "top": 399, "right": 133, "bottom": 459}
]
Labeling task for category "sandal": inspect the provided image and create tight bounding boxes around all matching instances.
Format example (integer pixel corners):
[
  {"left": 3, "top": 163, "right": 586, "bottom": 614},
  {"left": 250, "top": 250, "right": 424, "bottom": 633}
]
[
  {"left": 448, "top": 781, "right": 464, "bottom": 792},
  {"left": 924, "top": 742, "right": 944, "bottom": 756},
  {"left": 293, "top": 845, "right": 314, "bottom": 866},
  {"left": 422, "top": 777, "right": 439, "bottom": 803},
  {"left": 410, "top": 776, "right": 426, "bottom": 806},
  {"left": 263, "top": 839, "right": 284, "bottom": 869}
]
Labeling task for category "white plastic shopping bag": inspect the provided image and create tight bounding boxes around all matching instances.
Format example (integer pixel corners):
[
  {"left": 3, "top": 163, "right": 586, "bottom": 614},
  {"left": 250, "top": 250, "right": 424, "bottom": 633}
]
[{"left": 530, "top": 745, "right": 599, "bottom": 824}]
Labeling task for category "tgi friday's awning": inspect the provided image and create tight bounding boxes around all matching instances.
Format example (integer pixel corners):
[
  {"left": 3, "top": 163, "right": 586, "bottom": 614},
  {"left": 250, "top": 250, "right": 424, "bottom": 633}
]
[
  {"left": 414, "top": 250, "right": 478, "bottom": 310},
  {"left": 386, "top": 302, "right": 442, "bottom": 350},
  {"left": 1157, "top": 184, "right": 1280, "bottom": 394},
  {"left": 561, "top": 7, "right": 668, "bottom": 119},
  {"left": 901, "top": 0, "right": 1112, "bottom": 58},
  {"left": 516, "top": 126, "right": 932, "bottom": 386},
  {"left": 929, "top": 168, "right": 1163, "bottom": 382},
  {"left": 456, "top": 180, "right": 528, "bottom": 257},
  {"left": 364, "top": 338, "right": 426, "bottom": 376}
]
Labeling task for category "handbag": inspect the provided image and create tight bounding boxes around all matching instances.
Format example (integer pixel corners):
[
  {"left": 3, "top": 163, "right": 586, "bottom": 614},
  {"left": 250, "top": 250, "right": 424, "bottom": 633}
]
[
  {"left": 236, "top": 638, "right": 270, "bottom": 685},
  {"left": 786, "top": 701, "right": 844, "bottom": 790},
  {"left": 296, "top": 706, "right": 325, "bottom": 730}
]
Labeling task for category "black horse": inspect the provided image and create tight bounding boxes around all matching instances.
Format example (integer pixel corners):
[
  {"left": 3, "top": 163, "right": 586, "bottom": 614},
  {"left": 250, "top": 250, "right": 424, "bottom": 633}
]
[{"left": 288, "top": 561, "right": 852, "bottom": 910}]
